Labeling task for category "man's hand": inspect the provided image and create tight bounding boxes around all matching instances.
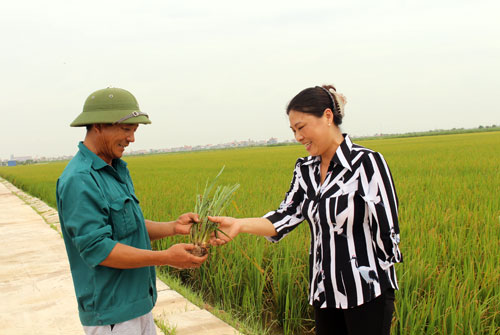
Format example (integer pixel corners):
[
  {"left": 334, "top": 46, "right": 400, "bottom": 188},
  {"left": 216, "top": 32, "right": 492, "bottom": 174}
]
[
  {"left": 174, "top": 212, "right": 199, "bottom": 235},
  {"left": 162, "top": 243, "right": 208, "bottom": 269},
  {"left": 207, "top": 216, "right": 240, "bottom": 245}
]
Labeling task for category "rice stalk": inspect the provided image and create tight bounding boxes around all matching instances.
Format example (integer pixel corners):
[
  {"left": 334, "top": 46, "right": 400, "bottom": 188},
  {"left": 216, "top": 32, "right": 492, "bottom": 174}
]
[{"left": 190, "top": 166, "right": 240, "bottom": 256}]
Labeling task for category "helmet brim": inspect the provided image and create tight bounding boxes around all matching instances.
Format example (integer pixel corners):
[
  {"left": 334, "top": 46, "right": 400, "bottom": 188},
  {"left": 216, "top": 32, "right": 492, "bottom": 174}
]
[{"left": 70, "top": 109, "right": 151, "bottom": 127}]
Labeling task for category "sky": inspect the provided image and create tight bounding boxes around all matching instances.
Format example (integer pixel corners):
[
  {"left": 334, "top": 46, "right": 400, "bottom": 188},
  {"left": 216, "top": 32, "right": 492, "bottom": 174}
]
[{"left": 1, "top": 0, "right": 498, "bottom": 160}]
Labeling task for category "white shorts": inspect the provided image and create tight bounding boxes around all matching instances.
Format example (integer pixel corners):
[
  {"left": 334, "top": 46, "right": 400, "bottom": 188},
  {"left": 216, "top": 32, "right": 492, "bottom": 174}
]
[{"left": 83, "top": 311, "right": 156, "bottom": 335}]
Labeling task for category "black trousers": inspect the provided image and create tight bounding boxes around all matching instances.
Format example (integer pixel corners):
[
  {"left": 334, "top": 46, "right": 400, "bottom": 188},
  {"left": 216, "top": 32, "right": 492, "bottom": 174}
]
[{"left": 314, "top": 289, "right": 395, "bottom": 335}]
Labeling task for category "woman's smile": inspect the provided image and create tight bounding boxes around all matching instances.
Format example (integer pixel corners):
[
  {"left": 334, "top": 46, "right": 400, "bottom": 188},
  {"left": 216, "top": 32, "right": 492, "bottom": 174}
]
[{"left": 304, "top": 141, "right": 312, "bottom": 151}]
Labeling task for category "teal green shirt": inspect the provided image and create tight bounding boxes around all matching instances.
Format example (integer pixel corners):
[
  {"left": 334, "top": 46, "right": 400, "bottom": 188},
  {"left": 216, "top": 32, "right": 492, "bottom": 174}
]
[{"left": 56, "top": 142, "right": 157, "bottom": 326}]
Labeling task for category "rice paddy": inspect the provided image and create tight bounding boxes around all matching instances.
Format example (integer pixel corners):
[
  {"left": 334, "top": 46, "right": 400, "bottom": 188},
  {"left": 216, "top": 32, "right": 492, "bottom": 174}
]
[{"left": 1, "top": 131, "right": 499, "bottom": 334}]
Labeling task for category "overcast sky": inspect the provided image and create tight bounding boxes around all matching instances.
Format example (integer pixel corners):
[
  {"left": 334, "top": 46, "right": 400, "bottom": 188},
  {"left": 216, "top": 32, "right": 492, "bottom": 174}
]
[{"left": 1, "top": 0, "right": 498, "bottom": 160}]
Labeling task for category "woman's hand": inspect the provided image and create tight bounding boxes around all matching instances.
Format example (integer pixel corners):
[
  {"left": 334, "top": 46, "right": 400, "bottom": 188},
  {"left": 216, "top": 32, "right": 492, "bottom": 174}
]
[
  {"left": 174, "top": 212, "right": 199, "bottom": 235},
  {"left": 208, "top": 217, "right": 277, "bottom": 245},
  {"left": 208, "top": 216, "right": 240, "bottom": 245}
]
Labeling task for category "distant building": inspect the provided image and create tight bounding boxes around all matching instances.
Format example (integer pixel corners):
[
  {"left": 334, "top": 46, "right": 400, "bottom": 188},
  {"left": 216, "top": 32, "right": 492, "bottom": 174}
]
[{"left": 10, "top": 155, "right": 32, "bottom": 162}]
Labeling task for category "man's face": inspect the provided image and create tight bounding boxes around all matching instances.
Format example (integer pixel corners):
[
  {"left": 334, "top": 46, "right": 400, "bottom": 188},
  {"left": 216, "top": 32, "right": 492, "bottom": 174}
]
[{"left": 95, "top": 124, "right": 139, "bottom": 163}]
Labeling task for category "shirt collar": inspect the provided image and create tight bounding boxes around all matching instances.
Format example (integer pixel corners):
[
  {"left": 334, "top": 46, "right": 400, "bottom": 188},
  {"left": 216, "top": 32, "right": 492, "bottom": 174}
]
[
  {"left": 301, "top": 134, "right": 354, "bottom": 171},
  {"left": 77, "top": 142, "right": 127, "bottom": 171},
  {"left": 332, "top": 134, "right": 354, "bottom": 171}
]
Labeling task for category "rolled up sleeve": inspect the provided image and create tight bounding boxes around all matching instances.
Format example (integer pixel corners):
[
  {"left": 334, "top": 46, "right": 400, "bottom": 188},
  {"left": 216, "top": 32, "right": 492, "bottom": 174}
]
[
  {"left": 264, "top": 160, "right": 306, "bottom": 243},
  {"left": 58, "top": 174, "right": 117, "bottom": 268}
]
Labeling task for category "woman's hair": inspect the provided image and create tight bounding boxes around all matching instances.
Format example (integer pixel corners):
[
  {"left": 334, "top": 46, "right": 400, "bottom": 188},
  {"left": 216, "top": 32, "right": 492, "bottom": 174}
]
[{"left": 286, "top": 84, "right": 346, "bottom": 125}]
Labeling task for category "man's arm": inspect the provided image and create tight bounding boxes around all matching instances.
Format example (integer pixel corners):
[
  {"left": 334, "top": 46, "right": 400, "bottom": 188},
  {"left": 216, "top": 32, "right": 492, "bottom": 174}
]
[
  {"left": 144, "top": 220, "right": 175, "bottom": 241},
  {"left": 145, "top": 212, "right": 199, "bottom": 241},
  {"left": 99, "top": 242, "right": 207, "bottom": 269}
]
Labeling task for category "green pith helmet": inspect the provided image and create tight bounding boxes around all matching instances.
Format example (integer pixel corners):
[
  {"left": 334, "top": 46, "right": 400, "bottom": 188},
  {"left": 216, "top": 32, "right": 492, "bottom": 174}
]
[{"left": 70, "top": 87, "right": 151, "bottom": 127}]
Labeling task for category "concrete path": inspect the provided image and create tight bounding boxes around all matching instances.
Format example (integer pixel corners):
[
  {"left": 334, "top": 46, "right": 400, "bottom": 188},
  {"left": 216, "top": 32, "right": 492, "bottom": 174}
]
[{"left": 0, "top": 178, "right": 240, "bottom": 335}]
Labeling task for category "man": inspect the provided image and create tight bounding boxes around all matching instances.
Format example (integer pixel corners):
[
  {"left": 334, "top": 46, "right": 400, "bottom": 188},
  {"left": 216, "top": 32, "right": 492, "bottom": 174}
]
[{"left": 57, "top": 87, "right": 207, "bottom": 334}]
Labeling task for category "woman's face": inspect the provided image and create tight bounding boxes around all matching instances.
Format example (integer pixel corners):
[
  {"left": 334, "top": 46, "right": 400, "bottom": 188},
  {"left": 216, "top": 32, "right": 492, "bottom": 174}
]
[{"left": 289, "top": 109, "right": 334, "bottom": 157}]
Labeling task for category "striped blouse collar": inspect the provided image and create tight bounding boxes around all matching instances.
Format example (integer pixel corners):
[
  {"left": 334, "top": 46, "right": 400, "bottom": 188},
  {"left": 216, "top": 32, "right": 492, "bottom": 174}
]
[{"left": 302, "top": 134, "right": 353, "bottom": 171}]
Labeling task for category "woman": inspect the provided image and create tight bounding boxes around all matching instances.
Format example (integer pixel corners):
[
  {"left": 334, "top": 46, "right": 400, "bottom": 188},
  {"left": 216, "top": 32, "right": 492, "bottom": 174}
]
[{"left": 210, "top": 85, "right": 402, "bottom": 335}]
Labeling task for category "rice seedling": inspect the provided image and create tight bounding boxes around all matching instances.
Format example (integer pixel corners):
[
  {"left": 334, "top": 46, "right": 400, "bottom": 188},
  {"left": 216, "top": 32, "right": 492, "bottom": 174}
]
[{"left": 190, "top": 166, "right": 240, "bottom": 256}]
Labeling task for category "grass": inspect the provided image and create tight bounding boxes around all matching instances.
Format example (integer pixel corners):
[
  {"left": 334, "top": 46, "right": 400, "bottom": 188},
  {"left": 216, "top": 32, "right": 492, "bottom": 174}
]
[
  {"left": 1, "top": 131, "right": 499, "bottom": 334},
  {"left": 154, "top": 317, "right": 177, "bottom": 335},
  {"left": 157, "top": 271, "right": 272, "bottom": 335}
]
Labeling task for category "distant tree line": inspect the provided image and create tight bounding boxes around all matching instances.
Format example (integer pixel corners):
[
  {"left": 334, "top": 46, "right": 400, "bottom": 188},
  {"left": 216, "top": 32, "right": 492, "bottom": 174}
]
[
  {"left": 352, "top": 124, "right": 499, "bottom": 141},
  {"left": 2, "top": 125, "right": 498, "bottom": 165}
]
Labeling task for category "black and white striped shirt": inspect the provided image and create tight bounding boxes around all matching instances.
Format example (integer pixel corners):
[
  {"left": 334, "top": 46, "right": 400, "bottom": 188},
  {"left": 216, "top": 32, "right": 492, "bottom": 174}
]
[{"left": 264, "top": 134, "right": 402, "bottom": 309}]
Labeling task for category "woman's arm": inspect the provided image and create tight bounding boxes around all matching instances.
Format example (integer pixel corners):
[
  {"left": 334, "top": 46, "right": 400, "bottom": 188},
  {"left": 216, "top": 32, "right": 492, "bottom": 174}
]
[
  {"left": 208, "top": 216, "right": 277, "bottom": 243},
  {"left": 210, "top": 159, "right": 306, "bottom": 245},
  {"left": 362, "top": 152, "right": 402, "bottom": 265}
]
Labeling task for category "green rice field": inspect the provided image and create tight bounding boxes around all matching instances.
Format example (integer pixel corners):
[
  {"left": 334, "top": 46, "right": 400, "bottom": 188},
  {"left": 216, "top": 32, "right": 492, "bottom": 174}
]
[{"left": 1, "top": 131, "right": 499, "bottom": 334}]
